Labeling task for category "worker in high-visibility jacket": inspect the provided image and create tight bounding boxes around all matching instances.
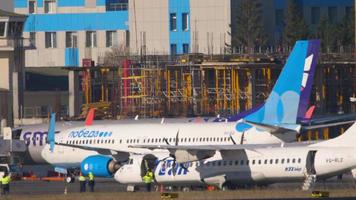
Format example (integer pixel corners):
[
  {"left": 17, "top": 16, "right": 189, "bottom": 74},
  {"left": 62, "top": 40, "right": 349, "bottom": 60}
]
[
  {"left": 1, "top": 172, "right": 11, "bottom": 195},
  {"left": 88, "top": 172, "right": 95, "bottom": 192},
  {"left": 78, "top": 172, "right": 86, "bottom": 192},
  {"left": 142, "top": 169, "right": 154, "bottom": 192}
]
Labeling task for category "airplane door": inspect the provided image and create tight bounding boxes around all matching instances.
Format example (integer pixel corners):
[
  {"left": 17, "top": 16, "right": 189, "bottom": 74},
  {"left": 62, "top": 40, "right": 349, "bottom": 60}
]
[{"left": 306, "top": 150, "right": 317, "bottom": 175}]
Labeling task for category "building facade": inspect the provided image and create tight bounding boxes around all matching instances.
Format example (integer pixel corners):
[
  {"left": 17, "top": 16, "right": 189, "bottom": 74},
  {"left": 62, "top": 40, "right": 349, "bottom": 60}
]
[
  {"left": 0, "top": 9, "right": 26, "bottom": 132},
  {"left": 10, "top": 0, "right": 355, "bottom": 121}
]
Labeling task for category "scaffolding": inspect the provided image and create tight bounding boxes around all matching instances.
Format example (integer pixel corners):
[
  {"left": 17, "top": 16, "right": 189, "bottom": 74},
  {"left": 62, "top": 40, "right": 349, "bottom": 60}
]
[
  {"left": 163, "top": 62, "right": 280, "bottom": 117},
  {"left": 65, "top": 53, "right": 355, "bottom": 125}
]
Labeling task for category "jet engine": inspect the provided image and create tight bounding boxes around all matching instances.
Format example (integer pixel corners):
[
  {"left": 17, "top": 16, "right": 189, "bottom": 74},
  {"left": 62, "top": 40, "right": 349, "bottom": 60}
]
[{"left": 81, "top": 155, "right": 120, "bottom": 177}]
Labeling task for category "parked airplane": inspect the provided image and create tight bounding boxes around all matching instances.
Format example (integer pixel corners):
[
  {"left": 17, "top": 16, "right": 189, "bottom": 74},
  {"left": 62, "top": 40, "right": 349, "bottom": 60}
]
[
  {"left": 17, "top": 116, "right": 212, "bottom": 164},
  {"left": 115, "top": 122, "right": 356, "bottom": 190},
  {"left": 40, "top": 40, "right": 320, "bottom": 179}
]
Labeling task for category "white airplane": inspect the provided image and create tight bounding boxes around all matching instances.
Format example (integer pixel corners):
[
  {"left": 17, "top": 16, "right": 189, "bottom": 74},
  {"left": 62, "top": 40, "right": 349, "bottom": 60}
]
[
  {"left": 40, "top": 40, "right": 321, "bottom": 179},
  {"left": 17, "top": 116, "right": 212, "bottom": 164},
  {"left": 115, "top": 122, "right": 356, "bottom": 190}
]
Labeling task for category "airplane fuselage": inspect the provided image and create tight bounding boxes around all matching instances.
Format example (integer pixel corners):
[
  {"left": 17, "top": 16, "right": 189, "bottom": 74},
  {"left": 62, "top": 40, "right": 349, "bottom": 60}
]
[
  {"left": 115, "top": 146, "right": 356, "bottom": 187},
  {"left": 41, "top": 122, "right": 296, "bottom": 168}
]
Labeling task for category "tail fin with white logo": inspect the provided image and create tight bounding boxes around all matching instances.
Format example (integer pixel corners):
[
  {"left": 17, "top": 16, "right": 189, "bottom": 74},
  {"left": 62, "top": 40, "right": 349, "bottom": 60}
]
[{"left": 241, "top": 40, "right": 320, "bottom": 132}]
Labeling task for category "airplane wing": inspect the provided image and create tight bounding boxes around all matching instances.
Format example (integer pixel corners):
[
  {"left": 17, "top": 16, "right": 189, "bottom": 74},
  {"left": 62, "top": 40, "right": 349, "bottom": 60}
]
[
  {"left": 130, "top": 141, "right": 313, "bottom": 151},
  {"left": 129, "top": 141, "right": 314, "bottom": 163},
  {"left": 300, "top": 114, "right": 356, "bottom": 130},
  {"left": 301, "top": 120, "right": 356, "bottom": 130}
]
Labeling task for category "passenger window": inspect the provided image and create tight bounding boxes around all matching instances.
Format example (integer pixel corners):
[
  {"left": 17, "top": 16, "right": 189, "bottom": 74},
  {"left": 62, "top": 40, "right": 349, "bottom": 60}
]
[
  {"left": 224, "top": 137, "right": 227, "bottom": 141},
  {"left": 223, "top": 161, "right": 227, "bottom": 166},
  {"left": 155, "top": 138, "right": 158, "bottom": 143},
  {"left": 229, "top": 160, "right": 233, "bottom": 165},
  {"left": 159, "top": 138, "right": 161, "bottom": 143},
  {"left": 206, "top": 162, "right": 210, "bottom": 167},
  {"left": 192, "top": 138, "right": 195, "bottom": 142},
  {"left": 275, "top": 159, "right": 279, "bottom": 164},
  {"left": 287, "top": 158, "right": 290, "bottom": 163},
  {"left": 137, "top": 139, "right": 140, "bottom": 143},
  {"left": 292, "top": 158, "right": 296, "bottom": 163},
  {"left": 270, "top": 159, "right": 273, "bottom": 164},
  {"left": 212, "top": 161, "right": 216, "bottom": 166},
  {"left": 227, "top": 137, "right": 231, "bottom": 141},
  {"left": 246, "top": 160, "right": 249, "bottom": 165},
  {"left": 184, "top": 138, "right": 187, "bottom": 142},
  {"left": 298, "top": 158, "right": 301, "bottom": 163},
  {"left": 120, "top": 139, "right": 122, "bottom": 144},
  {"left": 188, "top": 138, "right": 191, "bottom": 142},
  {"left": 199, "top": 138, "right": 202, "bottom": 142},
  {"left": 218, "top": 161, "right": 222, "bottom": 166},
  {"left": 281, "top": 159, "right": 285, "bottom": 164},
  {"left": 252, "top": 160, "right": 255, "bottom": 165},
  {"left": 240, "top": 160, "right": 244, "bottom": 165},
  {"left": 258, "top": 160, "right": 261, "bottom": 165},
  {"left": 126, "top": 139, "right": 129, "bottom": 143},
  {"left": 235, "top": 160, "right": 239, "bottom": 165}
]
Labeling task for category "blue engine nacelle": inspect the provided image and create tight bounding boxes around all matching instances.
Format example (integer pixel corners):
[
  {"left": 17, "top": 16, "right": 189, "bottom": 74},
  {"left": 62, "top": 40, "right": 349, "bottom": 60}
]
[{"left": 81, "top": 155, "right": 120, "bottom": 177}]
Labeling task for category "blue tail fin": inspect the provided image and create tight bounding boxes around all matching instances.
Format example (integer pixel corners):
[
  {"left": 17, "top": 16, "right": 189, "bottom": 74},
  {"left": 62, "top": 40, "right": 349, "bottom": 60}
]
[
  {"left": 244, "top": 40, "right": 320, "bottom": 127},
  {"left": 47, "top": 113, "right": 56, "bottom": 153}
]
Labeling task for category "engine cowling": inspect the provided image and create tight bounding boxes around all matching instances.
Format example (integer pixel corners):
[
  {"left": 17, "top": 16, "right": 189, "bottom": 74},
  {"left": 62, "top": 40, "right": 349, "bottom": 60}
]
[{"left": 81, "top": 155, "right": 120, "bottom": 177}]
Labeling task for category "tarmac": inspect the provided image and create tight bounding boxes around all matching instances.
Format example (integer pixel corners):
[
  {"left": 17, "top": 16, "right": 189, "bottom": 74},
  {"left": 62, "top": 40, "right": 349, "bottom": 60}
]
[{"left": 2, "top": 175, "right": 356, "bottom": 200}]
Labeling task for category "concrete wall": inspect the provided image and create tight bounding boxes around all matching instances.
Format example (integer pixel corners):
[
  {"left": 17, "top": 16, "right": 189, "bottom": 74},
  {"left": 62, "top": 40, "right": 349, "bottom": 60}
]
[
  {"left": 0, "top": 51, "right": 11, "bottom": 90},
  {"left": 190, "top": 0, "right": 231, "bottom": 54},
  {"left": 23, "top": 30, "right": 126, "bottom": 67},
  {"left": 129, "top": 0, "right": 170, "bottom": 55},
  {"left": 0, "top": 0, "right": 14, "bottom": 12}
]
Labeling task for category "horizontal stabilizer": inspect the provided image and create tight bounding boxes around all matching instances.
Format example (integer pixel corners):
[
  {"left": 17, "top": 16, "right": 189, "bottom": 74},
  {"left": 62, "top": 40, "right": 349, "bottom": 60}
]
[{"left": 245, "top": 120, "right": 301, "bottom": 134}]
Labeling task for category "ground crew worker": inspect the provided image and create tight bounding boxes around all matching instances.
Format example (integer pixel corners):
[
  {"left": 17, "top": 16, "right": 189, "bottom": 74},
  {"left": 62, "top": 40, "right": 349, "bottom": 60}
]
[
  {"left": 78, "top": 172, "right": 86, "bottom": 192},
  {"left": 1, "top": 172, "right": 11, "bottom": 195},
  {"left": 142, "top": 169, "right": 154, "bottom": 192},
  {"left": 88, "top": 172, "right": 95, "bottom": 192}
]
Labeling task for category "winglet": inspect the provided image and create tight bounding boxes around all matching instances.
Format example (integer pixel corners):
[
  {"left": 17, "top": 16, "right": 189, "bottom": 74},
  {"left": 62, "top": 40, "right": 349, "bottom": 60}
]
[
  {"left": 47, "top": 113, "right": 56, "bottom": 153},
  {"left": 304, "top": 105, "right": 316, "bottom": 120},
  {"left": 85, "top": 108, "right": 95, "bottom": 126}
]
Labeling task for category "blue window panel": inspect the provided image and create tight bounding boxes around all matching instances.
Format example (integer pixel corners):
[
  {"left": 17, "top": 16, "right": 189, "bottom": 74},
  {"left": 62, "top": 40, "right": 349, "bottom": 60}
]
[
  {"left": 24, "top": 11, "right": 128, "bottom": 32},
  {"left": 58, "top": 0, "right": 85, "bottom": 7},
  {"left": 168, "top": 0, "right": 190, "bottom": 55},
  {"left": 14, "top": 0, "right": 27, "bottom": 8},
  {"left": 97, "top": 0, "right": 106, "bottom": 6},
  {"left": 65, "top": 48, "right": 79, "bottom": 67},
  {"left": 38, "top": 0, "right": 43, "bottom": 7}
]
